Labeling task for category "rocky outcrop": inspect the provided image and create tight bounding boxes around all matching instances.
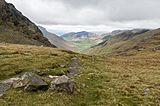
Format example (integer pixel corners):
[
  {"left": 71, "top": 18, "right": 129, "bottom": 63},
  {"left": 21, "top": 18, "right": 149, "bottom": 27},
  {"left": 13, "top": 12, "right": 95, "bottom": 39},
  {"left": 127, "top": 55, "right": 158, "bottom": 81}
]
[
  {"left": 1, "top": 72, "right": 48, "bottom": 91},
  {"left": 0, "top": 57, "right": 78, "bottom": 95},
  {"left": 0, "top": 72, "right": 76, "bottom": 95},
  {"left": 0, "top": 0, "right": 56, "bottom": 47},
  {"left": 13, "top": 72, "right": 48, "bottom": 91}
]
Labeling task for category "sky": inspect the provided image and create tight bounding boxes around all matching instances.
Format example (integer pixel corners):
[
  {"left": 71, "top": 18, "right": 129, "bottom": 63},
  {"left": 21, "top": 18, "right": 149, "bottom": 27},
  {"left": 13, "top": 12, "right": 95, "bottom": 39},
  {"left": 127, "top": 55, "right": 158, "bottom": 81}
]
[{"left": 6, "top": 0, "right": 160, "bottom": 35}]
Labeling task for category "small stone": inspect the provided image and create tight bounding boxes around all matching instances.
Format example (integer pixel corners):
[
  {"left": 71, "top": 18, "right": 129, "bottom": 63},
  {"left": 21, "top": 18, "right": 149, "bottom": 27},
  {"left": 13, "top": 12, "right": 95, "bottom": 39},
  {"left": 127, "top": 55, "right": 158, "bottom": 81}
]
[
  {"left": 60, "top": 65, "right": 66, "bottom": 68},
  {"left": 48, "top": 75, "right": 59, "bottom": 79},
  {"left": 144, "top": 88, "right": 150, "bottom": 94}
]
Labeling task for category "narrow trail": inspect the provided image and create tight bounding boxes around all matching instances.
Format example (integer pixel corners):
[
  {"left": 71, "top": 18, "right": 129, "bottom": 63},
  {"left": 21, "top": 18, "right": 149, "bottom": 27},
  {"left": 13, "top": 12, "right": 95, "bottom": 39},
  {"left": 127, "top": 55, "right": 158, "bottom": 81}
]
[{"left": 67, "top": 57, "right": 79, "bottom": 77}]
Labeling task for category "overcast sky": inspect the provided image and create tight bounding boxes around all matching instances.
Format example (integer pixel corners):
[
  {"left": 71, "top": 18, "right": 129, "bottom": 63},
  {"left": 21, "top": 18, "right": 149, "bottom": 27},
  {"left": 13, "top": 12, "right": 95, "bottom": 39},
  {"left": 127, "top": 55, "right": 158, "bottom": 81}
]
[{"left": 6, "top": 0, "right": 160, "bottom": 35}]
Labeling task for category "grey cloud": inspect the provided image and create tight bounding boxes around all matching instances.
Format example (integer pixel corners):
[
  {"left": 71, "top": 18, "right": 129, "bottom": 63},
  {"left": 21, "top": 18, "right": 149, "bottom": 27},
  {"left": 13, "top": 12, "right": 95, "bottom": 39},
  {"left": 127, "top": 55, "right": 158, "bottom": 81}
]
[
  {"left": 5, "top": 0, "right": 160, "bottom": 32},
  {"left": 107, "top": 0, "right": 160, "bottom": 21}
]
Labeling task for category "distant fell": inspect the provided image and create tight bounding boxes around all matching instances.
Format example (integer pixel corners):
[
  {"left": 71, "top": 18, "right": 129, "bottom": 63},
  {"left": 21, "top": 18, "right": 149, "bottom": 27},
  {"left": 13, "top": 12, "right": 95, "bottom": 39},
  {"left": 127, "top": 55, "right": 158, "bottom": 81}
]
[
  {"left": 0, "top": 0, "right": 55, "bottom": 47},
  {"left": 61, "top": 31, "right": 103, "bottom": 51},
  {"left": 85, "top": 28, "right": 160, "bottom": 55}
]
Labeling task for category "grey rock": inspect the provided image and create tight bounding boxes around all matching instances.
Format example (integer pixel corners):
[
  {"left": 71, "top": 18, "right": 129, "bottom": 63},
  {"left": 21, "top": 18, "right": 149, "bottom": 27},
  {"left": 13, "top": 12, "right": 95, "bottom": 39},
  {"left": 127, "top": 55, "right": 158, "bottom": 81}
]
[
  {"left": 13, "top": 72, "right": 48, "bottom": 91},
  {"left": 53, "top": 75, "right": 69, "bottom": 84},
  {"left": 1, "top": 77, "right": 21, "bottom": 85},
  {"left": 0, "top": 83, "right": 11, "bottom": 97},
  {"left": 144, "top": 88, "right": 150, "bottom": 94},
  {"left": 50, "top": 75, "right": 75, "bottom": 93},
  {"left": 44, "top": 75, "right": 59, "bottom": 83}
]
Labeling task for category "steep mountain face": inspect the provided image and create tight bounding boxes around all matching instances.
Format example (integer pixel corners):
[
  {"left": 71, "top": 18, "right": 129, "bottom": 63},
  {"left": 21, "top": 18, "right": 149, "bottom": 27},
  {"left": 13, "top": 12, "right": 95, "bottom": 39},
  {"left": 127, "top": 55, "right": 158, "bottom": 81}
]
[
  {"left": 0, "top": 0, "right": 55, "bottom": 47},
  {"left": 86, "top": 29, "right": 160, "bottom": 55},
  {"left": 39, "top": 26, "right": 77, "bottom": 51},
  {"left": 61, "top": 31, "right": 102, "bottom": 51}
]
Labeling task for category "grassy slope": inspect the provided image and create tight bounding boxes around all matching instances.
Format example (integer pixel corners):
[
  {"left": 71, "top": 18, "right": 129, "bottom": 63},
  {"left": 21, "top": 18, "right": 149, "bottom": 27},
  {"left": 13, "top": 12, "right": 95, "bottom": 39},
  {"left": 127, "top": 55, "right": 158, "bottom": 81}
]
[
  {"left": 0, "top": 26, "right": 45, "bottom": 46},
  {"left": 86, "top": 29, "right": 160, "bottom": 56},
  {"left": 0, "top": 44, "right": 160, "bottom": 106}
]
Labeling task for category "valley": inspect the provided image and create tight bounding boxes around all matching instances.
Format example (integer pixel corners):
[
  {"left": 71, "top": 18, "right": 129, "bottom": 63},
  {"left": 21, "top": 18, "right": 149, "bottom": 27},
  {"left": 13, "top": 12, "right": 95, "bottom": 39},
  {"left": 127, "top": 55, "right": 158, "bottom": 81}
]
[
  {"left": 0, "top": 0, "right": 160, "bottom": 105},
  {"left": 61, "top": 31, "right": 103, "bottom": 51}
]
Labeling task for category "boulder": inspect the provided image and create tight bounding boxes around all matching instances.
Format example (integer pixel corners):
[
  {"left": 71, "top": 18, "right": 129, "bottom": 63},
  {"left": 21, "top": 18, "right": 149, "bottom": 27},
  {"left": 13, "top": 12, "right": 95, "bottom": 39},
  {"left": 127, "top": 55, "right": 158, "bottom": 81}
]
[
  {"left": 13, "top": 72, "right": 48, "bottom": 91},
  {"left": 0, "top": 83, "right": 11, "bottom": 97},
  {"left": 50, "top": 75, "right": 75, "bottom": 93}
]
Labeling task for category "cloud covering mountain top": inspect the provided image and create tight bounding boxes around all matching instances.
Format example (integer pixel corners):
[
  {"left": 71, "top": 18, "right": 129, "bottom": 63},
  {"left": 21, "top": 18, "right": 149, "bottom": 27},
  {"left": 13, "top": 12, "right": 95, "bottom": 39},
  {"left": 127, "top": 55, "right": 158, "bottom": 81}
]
[{"left": 6, "top": 0, "right": 160, "bottom": 33}]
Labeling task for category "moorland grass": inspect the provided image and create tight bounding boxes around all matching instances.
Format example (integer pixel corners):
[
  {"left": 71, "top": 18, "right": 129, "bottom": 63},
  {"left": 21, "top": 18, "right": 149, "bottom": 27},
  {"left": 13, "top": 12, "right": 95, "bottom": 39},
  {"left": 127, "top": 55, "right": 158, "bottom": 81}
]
[{"left": 0, "top": 44, "right": 160, "bottom": 106}]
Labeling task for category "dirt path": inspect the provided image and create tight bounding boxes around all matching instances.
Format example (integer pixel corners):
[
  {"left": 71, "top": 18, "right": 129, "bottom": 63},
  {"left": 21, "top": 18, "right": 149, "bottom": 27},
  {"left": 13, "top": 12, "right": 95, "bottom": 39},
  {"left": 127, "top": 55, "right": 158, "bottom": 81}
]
[{"left": 67, "top": 57, "right": 79, "bottom": 77}]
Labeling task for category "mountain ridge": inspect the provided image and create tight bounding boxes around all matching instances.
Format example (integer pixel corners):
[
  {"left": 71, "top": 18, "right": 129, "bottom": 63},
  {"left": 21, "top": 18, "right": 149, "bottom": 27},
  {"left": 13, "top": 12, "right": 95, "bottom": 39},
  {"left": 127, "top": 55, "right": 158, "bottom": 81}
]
[
  {"left": 0, "top": 0, "right": 55, "bottom": 47},
  {"left": 86, "top": 29, "right": 159, "bottom": 55},
  {"left": 61, "top": 31, "right": 101, "bottom": 40}
]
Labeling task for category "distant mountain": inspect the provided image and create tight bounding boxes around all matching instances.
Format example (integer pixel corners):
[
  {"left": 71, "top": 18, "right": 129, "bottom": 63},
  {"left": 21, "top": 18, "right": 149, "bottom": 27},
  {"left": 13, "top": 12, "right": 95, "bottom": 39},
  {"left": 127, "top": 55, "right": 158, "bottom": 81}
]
[
  {"left": 61, "top": 31, "right": 102, "bottom": 51},
  {"left": 61, "top": 31, "right": 101, "bottom": 40},
  {"left": 101, "top": 29, "right": 149, "bottom": 41},
  {"left": 0, "top": 0, "right": 55, "bottom": 47},
  {"left": 101, "top": 30, "right": 128, "bottom": 38},
  {"left": 86, "top": 29, "right": 158, "bottom": 55},
  {"left": 39, "top": 26, "right": 77, "bottom": 51}
]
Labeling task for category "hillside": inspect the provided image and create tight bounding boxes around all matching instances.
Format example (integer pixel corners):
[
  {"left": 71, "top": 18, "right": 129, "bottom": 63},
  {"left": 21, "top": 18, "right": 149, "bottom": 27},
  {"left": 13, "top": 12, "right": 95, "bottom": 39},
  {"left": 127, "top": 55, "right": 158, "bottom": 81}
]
[
  {"left": 39, "top": 26, "right": 77, "bottom": 51},
  {"left": 101, "top": 30, "right": 129, "bottom": 40},
  {"left": 0, "top": 0, "right": 55, "bottom": 47},
  {"left": 0, "top": 43, "right": 160, "bottom": 105},
  {"left": 61, "top": 31, "right": 102, "bottom": 51},
  {"left": 1, "top": 0, "right": 160, "bottom": 105},
  {"left": 101, "top": 29, "right": 149, "bottom": 41},
  {"left": 86, "top": 29, "right": 157, "bottom": 55}
]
